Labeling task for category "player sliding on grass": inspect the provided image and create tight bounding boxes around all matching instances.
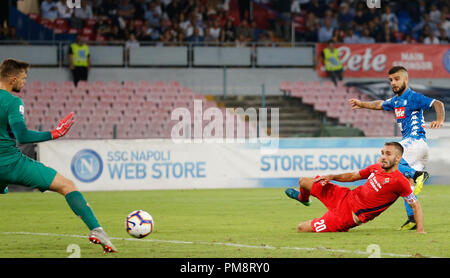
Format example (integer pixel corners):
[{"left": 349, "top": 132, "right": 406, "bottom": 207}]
[
  {"left": 285, "top": 142, "right": 425, "bottom": 233},
  {"left": 0, "top": 58, "right": 117, "bottom": 253},
  {"left": 349, "top": 66, "right": 445, "bottom": 230}
]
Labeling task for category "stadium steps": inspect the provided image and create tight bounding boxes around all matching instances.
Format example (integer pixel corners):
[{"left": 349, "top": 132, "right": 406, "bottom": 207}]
[{"left": 214, "top": 95, "right": 339, "bottom": 137}]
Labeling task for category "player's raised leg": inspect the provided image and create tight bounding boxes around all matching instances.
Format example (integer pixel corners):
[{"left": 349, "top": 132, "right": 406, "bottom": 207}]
[
  {"left": 397, "top": 158, "right": 429, "bottom": 230},
  {"left": 49, "top": 173, "right": 118, "bottom": 253},
  {"left": 285, "top": 177, "right": 312, "bottom": 206}
]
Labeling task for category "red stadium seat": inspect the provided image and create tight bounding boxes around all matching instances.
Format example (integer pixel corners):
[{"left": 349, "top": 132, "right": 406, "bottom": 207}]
[
  {"left": 28, "top": 13, "right": 40, "bottom": 22},
  {"left": 40, "top": 18, "right": 53, "bottom": 29},
  {"left": 84, "top": 18, "right": 97, "bottom": 28},
  {"left": 81, "top": 27, "right": 94, "bottom": 40},
  {"left": 68, "top": 28, "right": 79, "bottom": 35}
]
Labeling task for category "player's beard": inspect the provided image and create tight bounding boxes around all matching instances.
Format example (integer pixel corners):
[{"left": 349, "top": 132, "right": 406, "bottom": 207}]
[
  {"left": 11, "top": 82, "right": 22, "bottom": 93},
  {"left": 392, "top": 82, "right": 406, "bottom": 95},
  {"left": 380, "top": 158, "right": 396, "bottom": 171}
]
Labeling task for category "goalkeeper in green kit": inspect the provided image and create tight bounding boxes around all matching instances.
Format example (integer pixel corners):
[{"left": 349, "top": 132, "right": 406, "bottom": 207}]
[{"left": 0, "top": 58, "right": 117, "bottom": 253}]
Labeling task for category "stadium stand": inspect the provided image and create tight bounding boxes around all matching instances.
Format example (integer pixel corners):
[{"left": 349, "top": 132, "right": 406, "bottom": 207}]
[
  {"left": 280, "top": 80, "right": 397, "bottom": 137},
  {"left": 21, "top": 79, "right": 259, "bottom": 140}
]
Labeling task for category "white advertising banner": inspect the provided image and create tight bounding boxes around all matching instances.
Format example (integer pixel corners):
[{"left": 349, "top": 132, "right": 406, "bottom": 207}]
[{"left": 37, "top": 138, "right": 450, "bottom": 191}]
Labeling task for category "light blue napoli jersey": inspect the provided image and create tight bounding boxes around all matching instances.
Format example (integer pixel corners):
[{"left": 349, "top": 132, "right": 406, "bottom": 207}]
[{"left": 382, "top": 88, "right": 435, "bottom": 141}]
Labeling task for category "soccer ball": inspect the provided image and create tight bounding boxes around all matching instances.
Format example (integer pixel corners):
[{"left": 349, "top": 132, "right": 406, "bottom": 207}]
[{"left": 126, "top": 210, "right": 154, "bottom": 238}]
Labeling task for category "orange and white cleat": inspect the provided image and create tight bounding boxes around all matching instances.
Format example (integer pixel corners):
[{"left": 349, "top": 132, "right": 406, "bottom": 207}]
[{"left": 89, "top": 227, "right": 118, "bottom": 253}]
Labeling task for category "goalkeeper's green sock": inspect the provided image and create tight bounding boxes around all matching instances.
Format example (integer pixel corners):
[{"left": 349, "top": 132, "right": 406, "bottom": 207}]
[{"left": 65, "top": 191, "right": 101, "bottom": 231}]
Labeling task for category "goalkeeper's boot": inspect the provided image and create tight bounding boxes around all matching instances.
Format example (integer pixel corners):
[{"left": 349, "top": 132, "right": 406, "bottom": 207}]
[
  {"left": 89, "top": 227, "right": 118, "bottom": 253},
  {"left": 0, "top": 185, "right": 8, "bottom": 194},
  {"left": 285, "top": 188, "right": 311, "bottom": 206},
  {"left": 413, "top": 171, "right": 429, "bottom": 196},
  {"left": 399, "top": 218, "right": 417, "bottom": 231}
]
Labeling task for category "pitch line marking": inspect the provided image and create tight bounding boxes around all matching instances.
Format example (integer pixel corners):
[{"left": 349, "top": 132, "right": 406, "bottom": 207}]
[{"left": 0, "top": 231, "right": 440, "bottom": 258}]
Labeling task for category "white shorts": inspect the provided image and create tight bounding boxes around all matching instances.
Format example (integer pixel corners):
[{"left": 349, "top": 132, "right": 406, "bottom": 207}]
[{"left": 399, "top": 138, "right": 429, "bottom": 171}]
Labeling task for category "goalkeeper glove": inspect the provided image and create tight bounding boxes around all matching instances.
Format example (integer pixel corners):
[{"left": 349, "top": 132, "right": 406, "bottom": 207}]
[{"left": 51, "top": 112, "right": 75, "bottom": 139}]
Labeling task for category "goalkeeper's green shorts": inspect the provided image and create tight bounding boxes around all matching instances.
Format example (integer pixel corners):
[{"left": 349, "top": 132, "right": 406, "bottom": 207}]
[{"left": 0, "top": 154, "right": 57, "bottom": 193}]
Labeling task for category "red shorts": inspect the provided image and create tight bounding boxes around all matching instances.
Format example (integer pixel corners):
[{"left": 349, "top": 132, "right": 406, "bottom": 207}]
[{"left": 309, "top": 180, "right": 358, "bottom": 232}]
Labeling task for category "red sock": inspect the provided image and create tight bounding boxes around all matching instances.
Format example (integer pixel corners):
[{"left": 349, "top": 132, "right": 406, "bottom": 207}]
[{"left": 299, "top": 187, "right": 310, "bottom": 202}]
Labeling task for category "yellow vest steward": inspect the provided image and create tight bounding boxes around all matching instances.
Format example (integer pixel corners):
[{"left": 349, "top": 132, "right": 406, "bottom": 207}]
[
  {"left": 70, "top": 43, "right": 89, "bottom": 67},
  {"left": 323, "top": 48, "right": 343, "bottom": 71}
]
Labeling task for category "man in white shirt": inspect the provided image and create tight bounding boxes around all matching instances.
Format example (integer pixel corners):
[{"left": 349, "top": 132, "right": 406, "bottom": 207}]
[
  {"left": 318, "top": 17, "right": 334, "bottom": 43},
  {"left": 74, "top": 1, "right": 94, "bottom": 20},
  {"left": 41, "top": 0, "right": 58, "bottom": 20},
  {"left": 56, "top": 0, "right": 73, "bottom": 19},
  {"left": 424, "top": 32, "right": 440, "bottom": 44}
]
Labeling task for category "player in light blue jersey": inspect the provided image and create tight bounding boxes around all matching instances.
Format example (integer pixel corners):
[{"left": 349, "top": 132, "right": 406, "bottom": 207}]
[{"left": 349, "top": 66, "right": 445, "bottom": 230}]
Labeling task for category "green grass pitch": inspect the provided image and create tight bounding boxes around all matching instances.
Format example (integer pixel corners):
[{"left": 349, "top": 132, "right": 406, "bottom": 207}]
[{"left": 0, "top": 186, "right": 449, "bottom": 258}]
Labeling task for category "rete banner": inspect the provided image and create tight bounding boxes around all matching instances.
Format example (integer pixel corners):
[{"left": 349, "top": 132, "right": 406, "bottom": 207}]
[{"left": 316, "top": 43, "right": 450, "bottom": 78}]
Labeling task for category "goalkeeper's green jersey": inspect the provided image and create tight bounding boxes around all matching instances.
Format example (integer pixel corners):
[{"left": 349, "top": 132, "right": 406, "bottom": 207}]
[{"left": 0, "top": 89, "right": 52, "bottom": 166}]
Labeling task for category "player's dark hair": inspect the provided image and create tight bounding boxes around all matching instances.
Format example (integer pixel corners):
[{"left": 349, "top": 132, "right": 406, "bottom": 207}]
[
  {"left": 0, "top": 58, "right": 30, "bottom": 79},
  {"left": 384, "top": 142, "right": 404, "bottom": 155},
  {"left": 388, "top": 66, "right": 407, "bottom": 75}
]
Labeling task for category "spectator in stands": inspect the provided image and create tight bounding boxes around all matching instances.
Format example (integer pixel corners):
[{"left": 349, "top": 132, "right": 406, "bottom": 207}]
[
  {"left": 220, "top": 18, "right": 236, "bottom": 43},
  {"left": 353, "top": 8, "right": 365, "bottom": 32},
  {"left": 74, "top": 0, "right": 94, "bottom": 20},
  {"left": 106, "top": 25, "right": 127, "bottom": 42},
  {"left": 125, "top": 33, "right": 140, "bottom": 60},
  {"left": 185, "top": 13, "right": 204, "bottom": 37},
  {"left": 369, "top": 16, "right": 383, "bottom": 42},
  {"left": 424, "top": 30, "right": 440, "bottom": 44},
  {"left": 362, "top": 7, "right": 380, "bottom": 23},
  {"left": 274, "top": 0, "right": 292, "bottom": 41},
  {"left": 236, "top": 19, "right": 252, "bottom": 41},
  {"left": 260, "top": 30, "right": 278, "bottom": 47},
  {"left": 238, "top": 0, "right": 250, "bottom": 21},
  {"left": 117, "top": 0, "right": 136, "bottom": 20},
  {"left": 337, "top": 2, "right": 354, "bottom": 30},
  {"left": 358, "top": 27, "right": 375, "bottom": 44},
  {"left": 176, "top": 31, "right": 186, "bottom": 45},
  {"left": 56, "top": 0, "right": 73, "bottom": 19},
  {"left": 166, "top": 0, "right": 183, "bottom": 20},
  {"left": 429, "top": 4, "right": 441, "bottom": 24},
  {"left": 320, "top": 9, "right": 338, "bottom": 30},
  {"left": 187, "top": 27, "right": 204, "bottom": 46},
  {"left": 381, "top": 21, "right": 396, "bottom": 43},
  {"left": 97, "top": 0, "right": 119, "bottom": 17},
  {"left": 250, "top": 20, "right": 263, "bottom": 42},
  {"left": 402, "top": 33, "right": 416, "bottom": 44},
  {"left": 343, "top": 28, "right": 359, "bottom": 44},
  {"left": 381, "top": 5, "right": 398, "bottom": 32},
  {"left": 412, "top": 13, "right": 438, "bottom": 38},
  {"left": 0, "top": 25, "right": 7, "bottom": 41},
  {"left": 235, "top": 33, "right": 249, "bottom": 47},
  {"left": 438, "top": 27, "right": 449, "bottom": 44},
  {"left": 307, "top": 0, "right": 325, "bottom": 19},
  {"left": 303, "top": 23, "right": 318, "bottom": 42},
  {"left": 306, "top": 12, "right": 318, "bottom": 31},
  {"left": 68, "top": 34, "right": 90, "bottom": 86},
  {"left": 319, "top": 40, "right": 343, "bottom": 87},
  {"left": 318, "top": 16, "right": 334, "bottom": 42},
  {"left": 208, "top": 19, "right": 222, "bottom": 41},
  {"left": 440, "top": 13, "right": 450, "bottom": 38},
  {"left": 5, "top": 26, "right": 20, "bottom": 41},
  {"left": 41, "top": 0, "right": 58, "bottom": 20},
  {"left": 330, "top": 28, "right": 343, "bottom": 43},
  {"left": 134, "top": 0, "right": 147, "bottom": 20},
  {"left": 204, "top": 27, "right": 218, "bottom": 43},
  {"left": 145, "top": 2, "right": 160, "bottom": 27}
]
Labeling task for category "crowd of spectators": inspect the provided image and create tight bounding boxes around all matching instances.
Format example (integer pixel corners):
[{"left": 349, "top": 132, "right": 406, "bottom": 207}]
[
  {"left": 297, "top": 0, "right": 449, "bottom": 45},
  {"left": 4, "top": 0, "right": 449, "bottom": 45}
]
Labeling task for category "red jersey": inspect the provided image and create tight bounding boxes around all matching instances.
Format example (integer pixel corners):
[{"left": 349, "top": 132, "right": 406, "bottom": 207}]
[{"left": 349, "top": 163, "right": 414, "bottom": 223}]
